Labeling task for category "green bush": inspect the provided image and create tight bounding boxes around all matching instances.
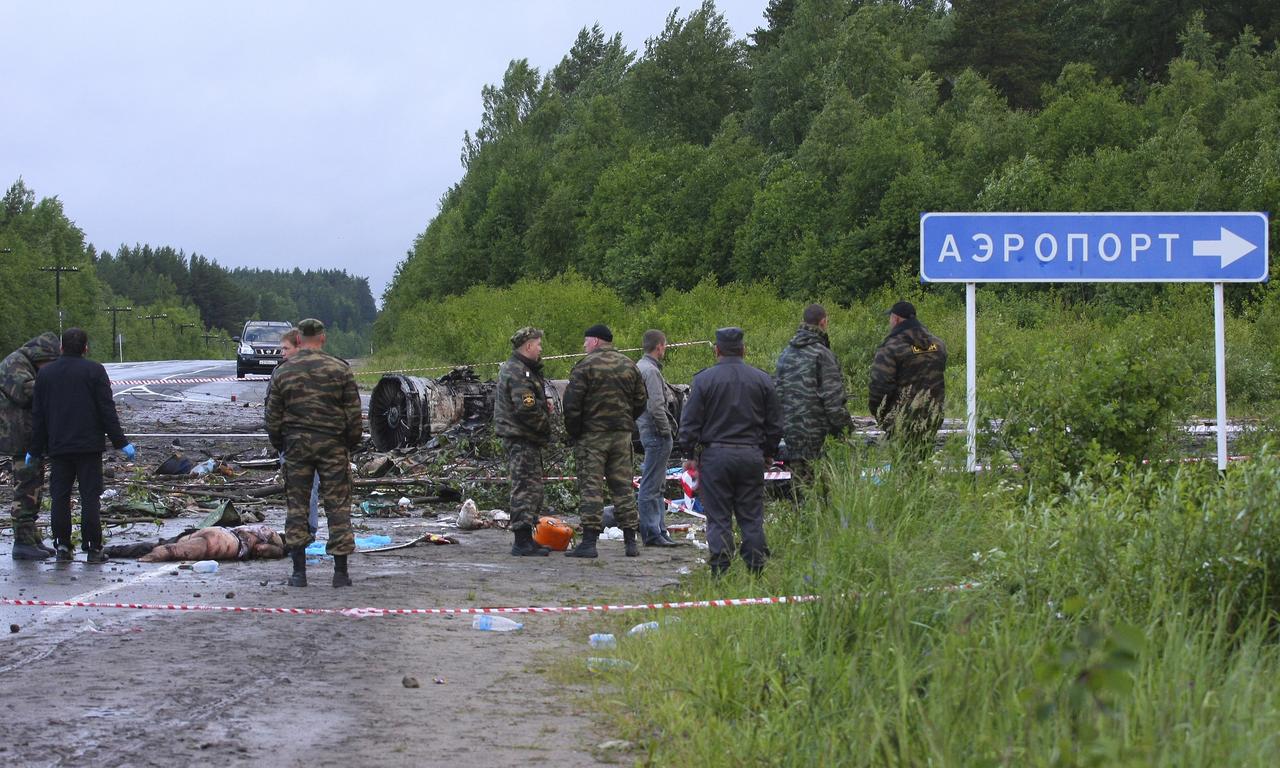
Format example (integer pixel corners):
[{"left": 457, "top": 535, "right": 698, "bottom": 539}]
[{"left": 986, "top": 325, "right": 1193, "bottom": 488}]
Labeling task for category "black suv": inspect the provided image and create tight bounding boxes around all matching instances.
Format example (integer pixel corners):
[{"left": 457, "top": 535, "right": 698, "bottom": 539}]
[{"left": 235, "top": 321, "right": 293, "bottom": 378}]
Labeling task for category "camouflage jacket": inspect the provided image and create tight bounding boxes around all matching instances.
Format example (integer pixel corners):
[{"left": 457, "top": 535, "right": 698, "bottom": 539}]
[
  {"left": 869, "top": 319, "right": 948, "bottom": 435},
  {"left": 493, "top": 352, "right": 551, "bottom": 445},
  {"left": 0, "top": 332, "right": 61, "bottom": 455},
  {"left": 264, "top": 348, "right": 362, "bottom": 451},
  {"left": 562, "top": 343, "right": 647, "bottom": 439},
  {"left": 775, "top": 324, "right": 851, "bottom": 460}
]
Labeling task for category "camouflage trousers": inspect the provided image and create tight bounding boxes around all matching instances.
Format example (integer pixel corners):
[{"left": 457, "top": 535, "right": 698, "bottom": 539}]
[
  {"left": 574, "top": 430, "right": 638, "bottom": 532},
  {"left": 503, "top": 438, "right": 544, "bottom": 532},
  {"left": 9, "top": 454, "right": 45, "bottom": 543},
  {"left": 283, "top": 432, "right": 354, "bottom": 555}
]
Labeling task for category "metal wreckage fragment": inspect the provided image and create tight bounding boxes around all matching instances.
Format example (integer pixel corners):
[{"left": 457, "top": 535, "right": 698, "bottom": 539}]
[{"left": 368, "top": 366, "right": 687, "bottom": 451}]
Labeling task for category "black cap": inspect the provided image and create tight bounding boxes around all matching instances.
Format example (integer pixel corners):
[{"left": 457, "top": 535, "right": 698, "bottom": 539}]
[
  {"left": 887, "top": 301, "right": 916, "bottom": 319},
  {"left": 583, "top": 324, "right": 613, "bottom": 342},
  {"left": 715, "top": 327, "right": 745, "bottom": 353}
]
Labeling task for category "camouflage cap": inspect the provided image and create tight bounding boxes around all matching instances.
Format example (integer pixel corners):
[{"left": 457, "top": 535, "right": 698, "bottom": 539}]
[
  {"left": 510, "top": 326, "right": 544, "bottom": 348},
  {"left": 297, "top": 318, "right": 325, "bottom": 337}
]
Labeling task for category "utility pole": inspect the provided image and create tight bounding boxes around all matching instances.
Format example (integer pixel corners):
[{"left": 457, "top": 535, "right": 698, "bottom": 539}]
[
  {"left": 177, "top": 322, "right": 198, "bottom": 334},
  {"left": 40, "top": 264, "right": 81, "bottom": 336},
  {"left": 143, "top": 312, "right": 168, "bottom": 336},
  {"left": 103, "top": 305, "right": 133, "bottom": 363},
  {"left": 201, "top": 330, "right": 218, "bottom": 348}
]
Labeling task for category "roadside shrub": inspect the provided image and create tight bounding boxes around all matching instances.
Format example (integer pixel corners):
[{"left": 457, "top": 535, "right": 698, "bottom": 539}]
[{"left": 987, "top": 326, "right": 1193, "bottom": 488}]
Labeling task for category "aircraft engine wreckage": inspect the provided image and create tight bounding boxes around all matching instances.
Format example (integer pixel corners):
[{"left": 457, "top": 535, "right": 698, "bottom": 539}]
[{"left": 368, "top": 366, "right": 688, "bottom": 452}]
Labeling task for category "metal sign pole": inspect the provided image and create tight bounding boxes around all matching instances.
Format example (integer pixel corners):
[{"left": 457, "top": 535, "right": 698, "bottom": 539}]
[
  {"left": 966, "top": 282, "right": 977, "bottom": 472},
  {"left": 1214, "top": 282, "right": 1228, "bottom": 471}
]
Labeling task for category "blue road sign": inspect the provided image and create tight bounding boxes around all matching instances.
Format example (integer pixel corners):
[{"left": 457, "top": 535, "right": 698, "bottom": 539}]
[{"left": 921, "top": 212, "right": 1269, "bottom": 283}]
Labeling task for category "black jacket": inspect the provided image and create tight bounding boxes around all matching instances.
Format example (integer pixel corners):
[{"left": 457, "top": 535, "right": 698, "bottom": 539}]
[
  {"left": 31, "top": 353, "right": 128, "bottom": 456},
  {"left": 678, "top": 356, "right": 783, "bottom": 458}
]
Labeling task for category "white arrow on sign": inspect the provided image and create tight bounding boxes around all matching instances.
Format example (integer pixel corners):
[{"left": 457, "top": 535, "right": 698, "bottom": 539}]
[{"left": 1193, "top": 227, "right": 1257, "bottom": 269}]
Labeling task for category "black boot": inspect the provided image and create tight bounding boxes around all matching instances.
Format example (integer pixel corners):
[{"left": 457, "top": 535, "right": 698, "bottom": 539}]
[
  {"left": 332, "top": 554, "right": 352, "bottom": 588},
  {"left": 564, "top": 529, "right": 599, "bottom": 559},
  {"left": 511, "top": 528, "right": 551, "bottom": 557},
  {"left": 623, "top": 528, "right": 639, "bottom": 558},
  {"left": 287, "top": 548, "right": 307, "bottom": 587},
  {"left": 12, "top": 542, "right": 51, "bottom": 561},
  {"left": 11, "top": 524, "right": 50, "bottom": 560}
]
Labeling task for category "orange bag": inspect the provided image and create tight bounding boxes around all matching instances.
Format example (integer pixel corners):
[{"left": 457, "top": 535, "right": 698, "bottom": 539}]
[{"left": 533, "top": 516, "right": 575, "bottom": 551}]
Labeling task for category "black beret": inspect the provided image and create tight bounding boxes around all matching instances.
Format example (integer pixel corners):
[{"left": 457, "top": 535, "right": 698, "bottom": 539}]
[
  {"left": 583, "top": 324, "right": 613, "bottom": 342},
  {"left": 886, "top": 301, "right": 916, "bottom": 319}
]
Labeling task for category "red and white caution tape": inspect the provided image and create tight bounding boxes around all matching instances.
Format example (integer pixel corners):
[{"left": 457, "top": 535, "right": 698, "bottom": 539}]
[{"left": 0, "top": 582, "right": 980, "bottom": 619}]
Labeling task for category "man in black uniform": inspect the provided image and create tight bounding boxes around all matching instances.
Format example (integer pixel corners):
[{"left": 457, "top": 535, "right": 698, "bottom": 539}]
[
  {"left": 30, "top": 328, "right": 135, "bottom": 563},
  {"left": 677, "top": 327, "right": 782, "bottom": 576}
]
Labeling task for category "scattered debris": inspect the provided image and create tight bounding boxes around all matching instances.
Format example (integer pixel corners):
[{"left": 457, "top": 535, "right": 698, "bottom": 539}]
[
  {"left": 586, "top": 658, "right": 634, "bottom": 672},
  {"left": 8, "top": 623, "right": 18, "bottom": 633},
  {"left": 456, "top": 499, "right": 510, "bottom": 530},
  {"left": 472, "top": 615, "right": 522, "bottom": 632},
  {"left": 401, "top": 675, "right": 421, "bottom": 689},
  {"left": 360, "top": 455, "right": 394, "bottom": 478}
]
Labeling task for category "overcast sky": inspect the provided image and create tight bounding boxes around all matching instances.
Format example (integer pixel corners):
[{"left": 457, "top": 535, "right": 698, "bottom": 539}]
[{"left": 2, "top": 1, "right": 766, "bottom": 305}]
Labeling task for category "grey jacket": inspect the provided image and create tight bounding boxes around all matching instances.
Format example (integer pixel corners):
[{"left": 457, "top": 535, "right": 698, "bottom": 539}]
[{"left": 635, "top": 354, "right": 673, "bottom": 437}]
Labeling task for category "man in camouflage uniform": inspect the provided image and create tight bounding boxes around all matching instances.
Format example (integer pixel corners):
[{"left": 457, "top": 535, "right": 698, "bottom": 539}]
[
  {"left": 562, "top": 324, "right": 647, "bottom": 559},
  {"left": 265, "top": 318, "right": 363, "bottom": 587},
  {"left": 775, "top": 304, "right": 852, "bottom": 488},
  {"left": 869, "top": 301, "right": 948, "bottom": 458},
  {"left": 494, "top": 326, "right": 554, "bottom": 557},
  {"left": 0, "top": 332, "right": 61, "bottom": 559}
]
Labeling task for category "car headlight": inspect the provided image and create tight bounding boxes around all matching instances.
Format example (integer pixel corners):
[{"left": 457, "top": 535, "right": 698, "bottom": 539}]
[{"left": 238, "top": 344, "right": 253, "bottom": 355}]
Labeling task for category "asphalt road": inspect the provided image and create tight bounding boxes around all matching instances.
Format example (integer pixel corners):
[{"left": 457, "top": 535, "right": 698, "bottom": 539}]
[{"left": 1, "top": 358, "right": 694, "bottom": 766}]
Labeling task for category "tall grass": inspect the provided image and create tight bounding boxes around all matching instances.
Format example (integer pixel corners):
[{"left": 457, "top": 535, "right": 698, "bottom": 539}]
[{"left": 580, "top": 446, "right": 1280, "bottom": 766}]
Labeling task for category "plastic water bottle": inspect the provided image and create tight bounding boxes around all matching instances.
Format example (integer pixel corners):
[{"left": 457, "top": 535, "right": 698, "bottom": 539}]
[
  {"left": 627, "top": 621, "right": 660, "bottom": 637},
  {"left": 587, "top": 657, "right": 635, "bottom": 672},
  {"left": 588, "top": 633, "right": 617, "bottom": 648},
  {"left": 472, "top": 615, "right": 523, "bottom": 632},
  {"left": 192, "top": 560, "right": 218, "bottom": 573}
]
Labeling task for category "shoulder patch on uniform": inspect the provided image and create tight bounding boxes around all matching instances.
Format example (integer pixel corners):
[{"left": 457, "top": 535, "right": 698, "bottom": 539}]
[
  {"left": 912, "top": 343, "right": 939, "bottom": 354},
  {"left": 522, "top": 393, "right": 536, "bottom": 407}
]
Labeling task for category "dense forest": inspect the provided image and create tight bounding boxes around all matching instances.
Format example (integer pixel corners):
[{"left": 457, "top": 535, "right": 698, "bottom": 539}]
[
  {"left": 0, "top": 179, "right": 377, "bottom": 360},
  {"left": 376, "top": 0, "right": 1280, "bottom": 346}
]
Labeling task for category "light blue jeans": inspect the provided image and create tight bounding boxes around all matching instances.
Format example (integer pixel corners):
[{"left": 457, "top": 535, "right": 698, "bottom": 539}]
[{"left": 637, "top": 430, "right": 673, "bottom": 544}]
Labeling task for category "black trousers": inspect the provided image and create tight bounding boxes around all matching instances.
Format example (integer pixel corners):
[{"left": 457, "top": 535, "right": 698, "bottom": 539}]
[
  {"left": 699, "top": 445, "right": 768, "bottom": 573},
  {"left": 50, "top": 452, "right": 104, "bottom": 551}
]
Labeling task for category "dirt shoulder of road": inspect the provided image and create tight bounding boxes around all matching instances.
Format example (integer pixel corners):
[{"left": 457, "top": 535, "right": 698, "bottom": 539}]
[{"left": 1, "top": 394, "right": 705, "bottom": 767}]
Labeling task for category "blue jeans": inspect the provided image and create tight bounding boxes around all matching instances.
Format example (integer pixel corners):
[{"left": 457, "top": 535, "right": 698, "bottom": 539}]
[
  {"left": 281, "top": 451, "right": 321, "bottom": 534},
  {"left": 637, "top": 431, "right": 673, "bottom": 543}
]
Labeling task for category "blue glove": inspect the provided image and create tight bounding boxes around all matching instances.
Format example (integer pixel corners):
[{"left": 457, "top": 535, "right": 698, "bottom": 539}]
[
  {"left": 122, "top": 443, "right": 136, "bottom": 460},
  {"left": 24, "top": 452, "right": 33, "bottom": 466}
]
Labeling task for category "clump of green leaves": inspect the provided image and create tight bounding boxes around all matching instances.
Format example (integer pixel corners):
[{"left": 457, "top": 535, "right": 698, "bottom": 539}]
[{"left": 988, "top": 327, "right": 1192, "bottom": 489}]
